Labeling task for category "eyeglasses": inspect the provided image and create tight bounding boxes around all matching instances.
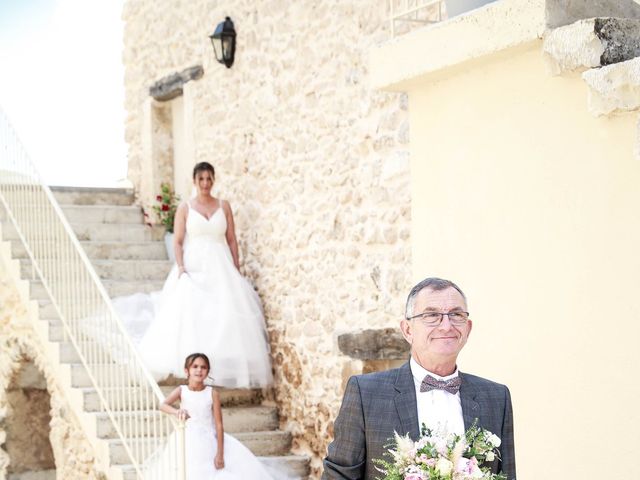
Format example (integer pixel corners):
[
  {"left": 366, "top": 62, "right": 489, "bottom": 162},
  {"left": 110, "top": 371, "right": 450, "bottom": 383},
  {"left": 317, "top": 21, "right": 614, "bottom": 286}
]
[{"left": 406, "top": 311, "right": 470, "bottom": 326}]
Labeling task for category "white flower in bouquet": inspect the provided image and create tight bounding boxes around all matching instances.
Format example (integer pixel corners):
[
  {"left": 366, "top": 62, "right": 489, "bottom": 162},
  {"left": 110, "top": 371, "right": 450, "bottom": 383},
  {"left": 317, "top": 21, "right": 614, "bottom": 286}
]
[
  {"left": 435, "top": 457, "right": 454, "bottom": 476},
  {"left": 487, "top": 433, "right": 501, "bottom": 448}
]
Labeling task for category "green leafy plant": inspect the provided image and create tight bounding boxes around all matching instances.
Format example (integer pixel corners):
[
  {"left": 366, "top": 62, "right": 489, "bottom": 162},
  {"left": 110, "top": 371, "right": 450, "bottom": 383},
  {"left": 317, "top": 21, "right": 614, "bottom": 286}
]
[{"left": 153, "top": 183, "right": 180, "bottom": 233}]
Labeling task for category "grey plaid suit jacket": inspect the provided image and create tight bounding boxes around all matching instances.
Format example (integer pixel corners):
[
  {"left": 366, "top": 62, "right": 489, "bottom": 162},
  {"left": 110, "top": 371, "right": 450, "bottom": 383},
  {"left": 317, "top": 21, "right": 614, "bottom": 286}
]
[{"left": 322, "top": 362, "right": 516, "bottom": 480}]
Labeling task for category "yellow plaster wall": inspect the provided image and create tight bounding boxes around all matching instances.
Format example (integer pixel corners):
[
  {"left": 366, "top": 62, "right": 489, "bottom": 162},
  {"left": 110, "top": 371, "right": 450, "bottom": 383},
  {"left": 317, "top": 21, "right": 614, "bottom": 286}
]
[{"left": 409, "top": 44, "right": 640, "bottom": 478}]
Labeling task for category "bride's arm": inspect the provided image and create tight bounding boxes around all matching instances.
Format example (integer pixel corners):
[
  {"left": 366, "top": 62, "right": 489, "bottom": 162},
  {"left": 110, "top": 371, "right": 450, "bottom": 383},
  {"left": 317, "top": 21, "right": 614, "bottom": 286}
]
[
  {"left": 223, "top": 201, "right": 240, "bottom": 270},
  {"left": 174, "top": 203, "right": 189, "bottom": 275}
]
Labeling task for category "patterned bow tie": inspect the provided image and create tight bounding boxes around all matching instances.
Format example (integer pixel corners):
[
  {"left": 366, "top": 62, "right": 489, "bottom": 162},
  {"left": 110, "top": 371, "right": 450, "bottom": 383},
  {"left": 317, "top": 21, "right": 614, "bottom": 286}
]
[{"left": 420, "top": 375, "right": 462, "bottom": 395}]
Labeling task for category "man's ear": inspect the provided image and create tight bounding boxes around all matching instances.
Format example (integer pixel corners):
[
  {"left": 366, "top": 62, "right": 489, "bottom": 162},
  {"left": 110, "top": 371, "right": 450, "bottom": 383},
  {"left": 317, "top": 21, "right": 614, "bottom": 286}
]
[{"left": 400, "top": 319, "right": 413, "bottom": 345}]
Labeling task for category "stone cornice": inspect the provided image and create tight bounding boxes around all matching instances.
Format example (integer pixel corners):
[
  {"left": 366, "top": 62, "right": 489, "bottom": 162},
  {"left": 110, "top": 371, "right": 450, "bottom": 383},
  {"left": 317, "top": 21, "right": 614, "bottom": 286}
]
[{"left": 149, "top": 65, "right": 204, "bottom": 102}]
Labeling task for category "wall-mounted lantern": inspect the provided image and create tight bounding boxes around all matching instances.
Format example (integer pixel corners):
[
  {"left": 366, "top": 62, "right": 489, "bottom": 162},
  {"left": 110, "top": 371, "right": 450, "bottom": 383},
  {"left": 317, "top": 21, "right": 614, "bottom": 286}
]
[{"left": 209, "top": 17, "right": 236, "bottom": 68}]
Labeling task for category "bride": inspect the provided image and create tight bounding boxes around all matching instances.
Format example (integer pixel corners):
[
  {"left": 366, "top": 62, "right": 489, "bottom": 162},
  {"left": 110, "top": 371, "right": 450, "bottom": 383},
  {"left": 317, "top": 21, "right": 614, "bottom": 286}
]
[{"left": 115, "top": 162, "right": 273, "bottom": 388}]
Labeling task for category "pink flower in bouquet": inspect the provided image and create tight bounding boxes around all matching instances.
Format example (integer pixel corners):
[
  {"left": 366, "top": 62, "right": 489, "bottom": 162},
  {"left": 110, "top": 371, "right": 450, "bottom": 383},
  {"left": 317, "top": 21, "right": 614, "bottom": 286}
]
[
  {"left": 434, "top": 437, "right": 448, "bottom": 456},
  {"left": 405, "top": 474, "right": 427, "bottom": 480},
  {"left": 458, "top": 456, "right": 483, "bottom": 478}
]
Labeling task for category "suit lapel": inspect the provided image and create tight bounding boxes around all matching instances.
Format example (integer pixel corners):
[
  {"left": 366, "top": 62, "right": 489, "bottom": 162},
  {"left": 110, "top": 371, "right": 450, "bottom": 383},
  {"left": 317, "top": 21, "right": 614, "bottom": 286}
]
[
  {"left": 393, "top": 362, "right": 420, "bottom": 440},
  {"left": 460, "top": 372, "right": 481, "bottom": 430}
]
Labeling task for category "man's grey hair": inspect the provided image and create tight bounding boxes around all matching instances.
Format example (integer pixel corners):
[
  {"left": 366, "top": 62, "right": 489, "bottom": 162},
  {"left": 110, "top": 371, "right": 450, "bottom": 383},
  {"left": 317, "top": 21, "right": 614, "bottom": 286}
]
[{"left": 405, "top": 277, "right": 467, "bottom": 319}]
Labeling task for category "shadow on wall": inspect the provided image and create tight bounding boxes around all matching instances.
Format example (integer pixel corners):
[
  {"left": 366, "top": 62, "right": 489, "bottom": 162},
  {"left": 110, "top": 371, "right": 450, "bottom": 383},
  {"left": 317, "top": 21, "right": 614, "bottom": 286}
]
[{"left": 2, "top": 358, "right": 56, "bottom": 479}]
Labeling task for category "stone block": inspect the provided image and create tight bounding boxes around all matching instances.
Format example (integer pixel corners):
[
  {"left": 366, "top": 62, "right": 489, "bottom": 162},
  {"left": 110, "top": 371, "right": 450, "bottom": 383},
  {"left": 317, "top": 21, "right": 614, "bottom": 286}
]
[
  {"left": 543, "top": 17, "right": 640, "bottom": 75},
  {"left": 337, "top": 327, "right": 409, "bottom": 360},
  {"left": 546, "top": 0, "right": 640, "bottom": 29},
  {"left": 582, "top": 56, "right": 640, "bottom": 115}
]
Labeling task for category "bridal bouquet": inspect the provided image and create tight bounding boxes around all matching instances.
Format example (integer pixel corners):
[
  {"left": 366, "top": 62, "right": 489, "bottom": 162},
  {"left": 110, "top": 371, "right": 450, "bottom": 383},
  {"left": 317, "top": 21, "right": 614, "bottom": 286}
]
[{"left": 374, "top": 421, "right": 506, "bottom": 480}]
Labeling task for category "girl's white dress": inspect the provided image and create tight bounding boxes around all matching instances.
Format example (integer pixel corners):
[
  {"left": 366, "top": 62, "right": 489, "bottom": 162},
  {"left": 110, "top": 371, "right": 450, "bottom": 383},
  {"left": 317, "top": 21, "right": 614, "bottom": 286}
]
[
  {"left": 114, "top": 203, "right": 273, "bottom": 388},
  {"left": 180, "top": 385, "right": 274, "bottom": 479}
]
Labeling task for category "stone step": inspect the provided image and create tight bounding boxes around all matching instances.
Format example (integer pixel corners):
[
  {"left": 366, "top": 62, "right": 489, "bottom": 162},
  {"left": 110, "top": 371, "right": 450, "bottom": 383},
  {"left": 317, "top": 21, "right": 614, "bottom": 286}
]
[
  {"left": 119, "top": 455, "right": 310, "bottom": 480},
  {"left": 2, "top": 220, "right": 164, "bottom": 242},
  {"left": 58, "top": 341, "right": 82, "bottom": 363},
  {"left": 95, "top": 406, "right": 278, "bottom": 439},
  {"left": 77, "top": 383, "right": 262, "bottom": 410},
  {"left": 50, "top": 186, "right": 135, "bottom": 206},
  {"left": 20, "top": 258, "right": 172, "bottom": 282},
  {"left": 0, "top": 204, "right": 144, "bottom": 225},
  {"left": 59, "top": 205, "right": 144, "bottom": 224},
  {"left": 71, "top": 223, "right": 164, "bottom": 242},
  {"left": 70, "top": 363, "right": 147, "bottom": 388},
  {"left": 233, "top": 430, "right": 293, "bottom": 457},
  {"left": 81, "top": 240, "right": 168, "bottom": 260},
  {"left": 8, "top": 239, "right": 168, "bottom": 261},
  {"left": 38, "top": 302, "right": 60, "bottom": 320},
  {"left": 107, "top": 280, "right": 165, "bottom": 297},
  {"left": 108, "top": 430, "right": 292, "bottom": 464},
  {"left": 31, "top": 278, "right": 164, "bottom": 305},
  {"left": 260, "top": 455, "right": 310, "bottom": 479},
  {"left": 7, "top": 470, "right": 57, "bottom": 480},
  {"left": 91, "top": 259, "right": 172, "bottom": 281}
]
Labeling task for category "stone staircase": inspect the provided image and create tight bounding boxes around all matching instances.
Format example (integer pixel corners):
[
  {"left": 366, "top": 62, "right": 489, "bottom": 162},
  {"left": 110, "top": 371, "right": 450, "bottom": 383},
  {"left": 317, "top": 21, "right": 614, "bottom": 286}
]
[{"left": 0, "top": 186, "right": 308, "bottom": 479}]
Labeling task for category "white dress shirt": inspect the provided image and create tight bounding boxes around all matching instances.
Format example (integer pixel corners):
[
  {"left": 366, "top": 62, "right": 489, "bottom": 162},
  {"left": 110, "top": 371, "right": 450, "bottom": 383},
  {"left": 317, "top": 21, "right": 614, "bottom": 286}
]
[{"left": 410, "top": 357, "right": 465, "bottom": 436}]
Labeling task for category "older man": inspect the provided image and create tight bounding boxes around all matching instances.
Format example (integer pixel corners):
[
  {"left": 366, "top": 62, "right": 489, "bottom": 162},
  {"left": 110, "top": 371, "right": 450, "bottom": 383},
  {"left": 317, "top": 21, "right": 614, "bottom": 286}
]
[{"left": 323, "top": 277, "right": 516, "bottom": 480}]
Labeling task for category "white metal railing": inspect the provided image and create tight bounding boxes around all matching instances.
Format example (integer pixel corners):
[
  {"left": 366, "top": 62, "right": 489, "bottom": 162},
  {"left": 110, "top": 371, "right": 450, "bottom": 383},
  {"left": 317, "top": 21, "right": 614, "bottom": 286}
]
[
  {"left": 0, "top": 107, "right": 185, "bottom": 480},
  {"left": 390, "top": 0, "right": 446, "bottom": 37}
]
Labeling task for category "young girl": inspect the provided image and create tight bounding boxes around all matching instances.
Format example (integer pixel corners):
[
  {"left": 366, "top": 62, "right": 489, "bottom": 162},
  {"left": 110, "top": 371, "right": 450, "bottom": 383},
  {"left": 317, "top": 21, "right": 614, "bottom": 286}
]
[{"left": 160, "top": 353, "right": 275, "bottom": 479}]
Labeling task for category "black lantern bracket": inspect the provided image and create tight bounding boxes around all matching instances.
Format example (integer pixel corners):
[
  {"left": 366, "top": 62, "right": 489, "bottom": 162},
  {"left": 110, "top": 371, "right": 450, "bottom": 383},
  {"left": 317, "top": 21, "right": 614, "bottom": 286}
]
[{"left": 209, "top": 17, "right": 236, "bottom": 68}]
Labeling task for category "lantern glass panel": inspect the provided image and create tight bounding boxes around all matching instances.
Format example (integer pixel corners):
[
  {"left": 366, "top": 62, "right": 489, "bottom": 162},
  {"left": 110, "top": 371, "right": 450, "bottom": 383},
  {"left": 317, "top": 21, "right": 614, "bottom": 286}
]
[
  {"left": 222, "top": 36, "right": 232, "bottom": 59},
  {"left": 211, "top": 37, "right": 222, "bottom": 62}
]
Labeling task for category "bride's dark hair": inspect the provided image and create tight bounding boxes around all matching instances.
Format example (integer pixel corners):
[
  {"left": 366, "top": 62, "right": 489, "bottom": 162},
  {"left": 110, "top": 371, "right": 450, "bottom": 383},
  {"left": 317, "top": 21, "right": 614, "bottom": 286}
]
[{"left": 193, "top": 162, "right": 215, "bottom": 180}]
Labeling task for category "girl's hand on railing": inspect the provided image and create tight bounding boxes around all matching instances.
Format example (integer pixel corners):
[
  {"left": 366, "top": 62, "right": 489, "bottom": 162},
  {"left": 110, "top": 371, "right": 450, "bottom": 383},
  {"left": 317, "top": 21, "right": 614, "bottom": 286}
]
[{"left": 175, "top": 408, "right": 190, "bottom": 421}]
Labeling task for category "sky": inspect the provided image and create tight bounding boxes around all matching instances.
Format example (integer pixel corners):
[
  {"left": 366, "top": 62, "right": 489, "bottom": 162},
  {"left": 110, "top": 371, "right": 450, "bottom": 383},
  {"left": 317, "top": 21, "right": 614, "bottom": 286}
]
[{"left": 0, "top": 0, "right": 127, "bottom": 187}]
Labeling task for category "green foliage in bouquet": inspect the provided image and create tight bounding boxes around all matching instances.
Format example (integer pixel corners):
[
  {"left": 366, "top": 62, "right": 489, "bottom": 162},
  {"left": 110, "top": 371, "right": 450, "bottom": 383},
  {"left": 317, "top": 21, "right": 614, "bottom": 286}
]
[{"left": 153, "top": 183, "right": 180, "bottom": 233}]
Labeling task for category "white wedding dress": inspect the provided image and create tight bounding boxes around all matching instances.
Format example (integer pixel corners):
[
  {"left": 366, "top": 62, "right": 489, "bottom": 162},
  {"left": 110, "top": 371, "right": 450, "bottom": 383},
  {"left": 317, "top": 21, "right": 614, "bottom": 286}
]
[{"left": 114, "top": 203, "right": 273, "bottom": 388}]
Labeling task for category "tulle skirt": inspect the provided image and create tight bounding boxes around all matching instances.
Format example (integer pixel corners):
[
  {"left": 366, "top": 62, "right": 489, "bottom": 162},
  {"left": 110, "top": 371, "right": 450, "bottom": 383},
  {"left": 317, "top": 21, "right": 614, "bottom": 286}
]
[
  {"left": 185, "top": 425, "right": 273, "bottom": 479},
  {"left": 114, "top": 237, "right": 273, "bottom": 388}
]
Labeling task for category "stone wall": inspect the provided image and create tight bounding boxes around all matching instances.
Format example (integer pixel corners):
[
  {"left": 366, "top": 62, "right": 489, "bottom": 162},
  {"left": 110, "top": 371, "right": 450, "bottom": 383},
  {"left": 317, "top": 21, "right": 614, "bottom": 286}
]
[
  {"left": 0, "top": 268, "right": 105, "bottom": 479},
  {"left": 123, "top": 1, "right": 411, "bottom": 475}
]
